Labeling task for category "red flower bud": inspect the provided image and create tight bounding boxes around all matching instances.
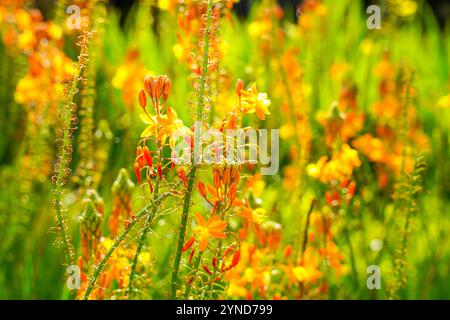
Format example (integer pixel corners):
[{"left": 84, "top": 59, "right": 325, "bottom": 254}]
[
  {"left": 143, "top": 146, "right": 152, "bottom": 167},
  {"left": 197, "top": 181, "right": 207, "bottom": 198},
  {"left": 134, "top": 162, "right": 141, "bottom": 184},
  {"left": 182, "top": 236, "right": 195, "bottom": 252},
  {"left": 203, "top": 265, "right": 213, "bottom": 275},
  {"left": 213, "top": 170, "right": 221, "bottom": 189}
]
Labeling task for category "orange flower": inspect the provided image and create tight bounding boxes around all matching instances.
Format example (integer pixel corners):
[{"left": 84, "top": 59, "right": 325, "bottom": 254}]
[
  {"left": 194, "top": 212, "right": 227, "bottom": 251},
  {"left": 240, "top": 83, "right": 271, "bottom": 120}
]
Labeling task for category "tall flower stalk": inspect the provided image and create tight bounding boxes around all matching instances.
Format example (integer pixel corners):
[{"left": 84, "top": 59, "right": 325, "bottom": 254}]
[
  {"left": 52, "top": 30, "right": 93, "bottom": 267},
  {"left": 170, "top": 0, "right": 215, "bottom": 299}
]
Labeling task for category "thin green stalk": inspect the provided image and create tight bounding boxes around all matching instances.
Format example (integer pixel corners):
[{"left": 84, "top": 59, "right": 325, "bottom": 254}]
[
  {"left": 127, "top": 156, "right": 161, "bottom": 293},
  {"left": 82, "top": 192, "right": 170, "bottom": 300},
  {"left": 170, "top": 0, "right": 214, "bottom": 299},
  {"left": 184, "top": 251, "right": 203, "bottom": 299},
  {"left": 53, "top": 32, "right": 92, "bottom": 267}
]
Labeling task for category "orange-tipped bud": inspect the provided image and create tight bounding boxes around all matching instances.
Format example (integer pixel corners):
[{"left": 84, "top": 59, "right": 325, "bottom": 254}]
[
  {"left": 284, "top": 245, "right": 293, "bottom": 258},
  {"left": 136, "top": 146, "right": 146, "bottom": 168},
  {"left": 182, "top": 236, "right": 195, "bottom": 252},
  {"left": 152, "top": 79, "right": 159, "bottom": 99},
  {"left": 143, "top": 146, "right": 152, "bottom": 167},
  {"left": 197, "top": 181, "right": 207, "bottom": 198},
  {"left": 222, "top": 168, "right": 230, "bottom": 185},
  {"left": 223, "top": 244, "right": 235, "bottom": 257},
  {"left": 212, "top": 257, "right": 217, "bottom": 269},
  {"left": 203, "top": 265, "right": 213, "bottom": 275},
  {"left": 163, "top": 79, "right": 171, "bottom": 100},
  {"left": 144, "top": 75, "right": 153, "bottom": 95},
  {"left": 228, "top": 182, "right": 237, "bottom": 201},
  {"left": 134, "top": 162, "right": 141, "bottom": 184},
  {"left": 227, "top": 250, "right": 241, "bottom": 271},
  {"left": 188, "top": 248, "right": 196, "bottom": 264},
  {"left": 157, "top": 75, "right": 165, "bottom": 93},
  {"left": 138, "top": 89, "right": 147, "bottom": 108},
  {"left": 213, "top": 170, "right": 221, "bottom": 188},
  {"left": 236, "top": 79, "right": 244, "bottom": 96}
]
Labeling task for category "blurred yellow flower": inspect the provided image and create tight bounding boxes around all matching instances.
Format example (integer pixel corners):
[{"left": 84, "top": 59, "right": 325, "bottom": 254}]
[{"left": 240, "top": 83, "right": 271, "bottom": 120}]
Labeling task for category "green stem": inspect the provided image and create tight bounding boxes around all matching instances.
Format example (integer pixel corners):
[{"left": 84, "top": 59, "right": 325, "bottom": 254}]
[
  {"left": 53, "top": 32, "right": 91, "bottom": 267},
  {"left": 170, "top": 0, "right": 214, "bottom": 299},
  {"left": 184, "top": 251, "right": 203, "bottom": 299},
  {"left": 127, "top": 157, "right": 161, "bottom": 294},
  {"left": 82, "top": 192, "right": 170, "bottom": 300}
]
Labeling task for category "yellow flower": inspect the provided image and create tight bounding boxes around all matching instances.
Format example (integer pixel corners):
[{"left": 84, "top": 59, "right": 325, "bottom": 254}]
[
  {"left": 140, "top": 107, "right": 187, "bottom": 146},
  {"left": 240, "top": 83, "right": 271, "bottom": 120},
  {"left": 307, "top": 144, "right": 361, "bottom": 183}
]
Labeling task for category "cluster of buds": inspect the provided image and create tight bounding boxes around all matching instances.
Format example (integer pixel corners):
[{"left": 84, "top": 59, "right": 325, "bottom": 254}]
[
  {"left": 134, "top": 143, "right": 165, "bottom": 194},
  {"left": 79, "top": 199, "right": 102, "bottom": 262},
  {"left": 200, "top": 244, "right": 241, "bottom": 285},
  {"left": 134, "top": 145, "right": 153, "bottom": 185},
  {"left": 109, "top": 168, "right": 135, "bottom": 236},
  {"left": 197, "top": 164, "right": 241, "bottom": 209},
  {"left": 138, "top": 75, "right": 171, "bottom": 114},
  {"left": 85, "top": 189, "right": 105, "bottom": 215}
]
